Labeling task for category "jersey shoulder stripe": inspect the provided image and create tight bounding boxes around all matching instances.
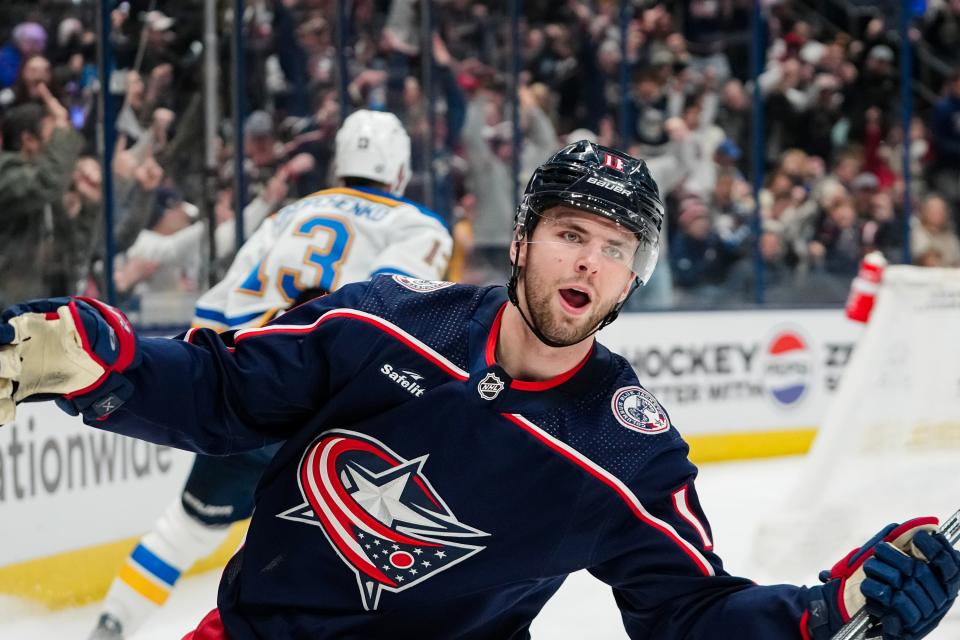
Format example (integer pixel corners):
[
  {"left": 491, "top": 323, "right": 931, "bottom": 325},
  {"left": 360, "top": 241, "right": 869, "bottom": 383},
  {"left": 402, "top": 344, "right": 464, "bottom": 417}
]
[
  {"left": 193, "top": 306, "right": 276, "bottom": 329},
  {"left": 234, "top": 306, "right": 469, "bottom": 381},
  {"left": 350, "top": 275, "right": 491, "bottom": 372},
  {"left": 369, "top": 266, "right": 414, "bottom": 278},
  {"left": 347, "top": 186, "right": 449, "bottom": 230}
]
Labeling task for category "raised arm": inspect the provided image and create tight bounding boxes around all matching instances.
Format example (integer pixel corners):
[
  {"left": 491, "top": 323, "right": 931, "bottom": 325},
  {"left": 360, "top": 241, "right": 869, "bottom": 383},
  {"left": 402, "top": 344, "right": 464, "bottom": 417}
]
[{"left": 0, "top": 282, "right": 377, "bottom": 454}]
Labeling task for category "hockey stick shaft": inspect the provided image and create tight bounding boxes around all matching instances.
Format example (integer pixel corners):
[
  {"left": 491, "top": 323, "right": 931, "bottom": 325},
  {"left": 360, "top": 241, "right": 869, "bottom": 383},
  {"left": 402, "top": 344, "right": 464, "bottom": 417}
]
[{"left": 832, "top": 509, "right": 960, "bottom": 640}]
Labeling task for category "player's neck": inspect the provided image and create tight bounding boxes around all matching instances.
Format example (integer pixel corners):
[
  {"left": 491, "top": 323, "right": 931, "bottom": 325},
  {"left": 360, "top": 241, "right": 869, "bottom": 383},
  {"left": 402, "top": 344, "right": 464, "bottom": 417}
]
[{"left": 495, "top": 303, "right": 594, "bottom": 381}]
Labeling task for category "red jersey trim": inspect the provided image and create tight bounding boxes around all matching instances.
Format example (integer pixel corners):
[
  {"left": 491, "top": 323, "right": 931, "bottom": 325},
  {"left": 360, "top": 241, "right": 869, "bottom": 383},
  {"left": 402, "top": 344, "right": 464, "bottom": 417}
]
[
  {"left": 233, "top": 308, "right": 469, "bottom": 381},
  {"left": 799, "top": 610, "right": 811, "bottom": 640},
  {"left": 484, "top": 303, "right": 594, "bottom": 391},
  {"left": 181, "top": 607, "right": 226, "bottom": 640}
]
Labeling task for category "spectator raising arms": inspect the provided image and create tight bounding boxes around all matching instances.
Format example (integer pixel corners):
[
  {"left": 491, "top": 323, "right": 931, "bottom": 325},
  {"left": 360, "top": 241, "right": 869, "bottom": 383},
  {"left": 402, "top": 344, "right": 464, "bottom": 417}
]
[{"left": 0, "top": 83, "right": 83, "bottom": 306}]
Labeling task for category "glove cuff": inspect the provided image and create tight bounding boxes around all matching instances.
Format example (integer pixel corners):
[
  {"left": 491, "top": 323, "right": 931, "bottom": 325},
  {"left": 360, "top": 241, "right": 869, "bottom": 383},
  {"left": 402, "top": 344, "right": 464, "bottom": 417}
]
[
  {"left": 57, "top": 371, "right": 137, "bottom": 420},
  {"left": 804, "top": 581, "right": 848, "bottom": 640},
  {"left": 62, "top": 297, "right": 139, "bottom": 400}
]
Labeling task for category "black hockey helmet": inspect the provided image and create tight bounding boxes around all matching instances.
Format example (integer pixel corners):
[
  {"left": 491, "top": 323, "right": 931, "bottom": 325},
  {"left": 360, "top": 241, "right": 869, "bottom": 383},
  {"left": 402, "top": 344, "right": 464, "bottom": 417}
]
[
  {"left": 507, "top": 141, "right": 665, "bottom": 345},
  {"left": 513, "top": 140, "right": 664, "bottom": 285}
]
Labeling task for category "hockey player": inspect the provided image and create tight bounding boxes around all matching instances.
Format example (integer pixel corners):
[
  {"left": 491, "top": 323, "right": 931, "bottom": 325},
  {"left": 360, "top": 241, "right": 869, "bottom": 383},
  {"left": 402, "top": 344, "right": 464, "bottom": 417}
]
[
  {"left": 87, "top": 108, "right": 452, "bottom": 640},
  {"left": 1, "top": 141, "right": 958, "bottom": 640}
]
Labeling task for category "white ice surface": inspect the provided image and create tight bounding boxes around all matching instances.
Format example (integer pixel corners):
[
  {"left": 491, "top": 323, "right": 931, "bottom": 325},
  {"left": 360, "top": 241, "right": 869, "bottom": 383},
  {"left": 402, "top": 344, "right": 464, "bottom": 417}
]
[{"left": 1, "top": 455, "right": 956, "bottom": 639}]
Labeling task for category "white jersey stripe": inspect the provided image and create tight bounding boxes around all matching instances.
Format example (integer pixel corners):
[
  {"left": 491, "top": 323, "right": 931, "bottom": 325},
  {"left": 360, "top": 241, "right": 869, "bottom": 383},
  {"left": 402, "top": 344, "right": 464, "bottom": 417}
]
[{"left": 672, "top": 485, "right": 714, "bottom": 550}]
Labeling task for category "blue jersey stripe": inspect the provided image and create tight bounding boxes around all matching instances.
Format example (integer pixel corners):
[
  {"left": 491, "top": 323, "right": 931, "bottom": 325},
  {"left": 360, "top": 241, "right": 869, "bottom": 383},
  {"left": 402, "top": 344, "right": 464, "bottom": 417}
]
[
  {"left": 131, "top": 544, "right": 181, "bottom": 586},
  {"left": 194, "top": 306, "right": 267, "bottom": 327},
  {"left": 370, "top": 267, "right": 414, "bottom": 278}
]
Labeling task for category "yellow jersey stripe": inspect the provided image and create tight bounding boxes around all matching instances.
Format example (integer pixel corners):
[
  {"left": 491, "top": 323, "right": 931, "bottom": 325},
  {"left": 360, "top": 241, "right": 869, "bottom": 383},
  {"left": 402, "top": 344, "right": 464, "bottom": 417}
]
[{"left": 310, "top": 187, "right": 401, "bottom": 208}]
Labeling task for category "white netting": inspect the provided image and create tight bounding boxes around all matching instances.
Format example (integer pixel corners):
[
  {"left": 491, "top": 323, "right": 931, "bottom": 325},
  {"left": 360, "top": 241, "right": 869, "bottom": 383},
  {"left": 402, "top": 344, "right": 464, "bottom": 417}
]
[{"left": 752, "top": 266, "right": 960, "bottom": 584}]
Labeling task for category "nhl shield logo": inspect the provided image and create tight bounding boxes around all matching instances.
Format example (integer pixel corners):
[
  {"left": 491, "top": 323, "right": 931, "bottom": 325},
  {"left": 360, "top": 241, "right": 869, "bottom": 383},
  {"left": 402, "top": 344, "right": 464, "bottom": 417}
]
[
  {"left": 611, "top": 386, "right": 670, "bottom": 435},
  {"left": 278, "top": 430, "right": 488, "bottom": 611},
  {"left": 477, "top": 372, "right": 505, "bottom": 401}
]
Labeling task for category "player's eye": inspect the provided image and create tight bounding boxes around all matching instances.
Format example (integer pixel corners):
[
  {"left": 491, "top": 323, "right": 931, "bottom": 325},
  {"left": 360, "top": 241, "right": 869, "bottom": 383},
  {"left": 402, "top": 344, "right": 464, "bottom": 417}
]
[
  {"left": 602, "top": 245, "right": 626, "bottom": 262},
  {"left": 560, "top": 230, "right": 580, "bottom": 243}
]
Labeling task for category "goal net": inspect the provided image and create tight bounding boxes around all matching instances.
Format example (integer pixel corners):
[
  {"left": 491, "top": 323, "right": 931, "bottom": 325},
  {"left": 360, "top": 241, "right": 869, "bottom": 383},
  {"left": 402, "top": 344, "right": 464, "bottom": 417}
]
[{"left": 752, "top": 265, "right": 960, "bottom": 585}]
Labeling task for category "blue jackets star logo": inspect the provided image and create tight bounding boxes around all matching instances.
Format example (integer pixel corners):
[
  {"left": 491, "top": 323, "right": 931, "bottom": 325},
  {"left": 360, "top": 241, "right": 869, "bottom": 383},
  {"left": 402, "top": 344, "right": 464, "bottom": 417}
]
[{"left": 278, "top": 429, "right": 489, "bottom": 610}]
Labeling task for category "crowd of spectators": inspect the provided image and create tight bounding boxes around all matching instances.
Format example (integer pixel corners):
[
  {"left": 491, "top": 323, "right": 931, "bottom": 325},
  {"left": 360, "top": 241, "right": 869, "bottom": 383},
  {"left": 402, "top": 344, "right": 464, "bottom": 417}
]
[{"left": 0, "top": 0, "right": 958, "bottom": 319}]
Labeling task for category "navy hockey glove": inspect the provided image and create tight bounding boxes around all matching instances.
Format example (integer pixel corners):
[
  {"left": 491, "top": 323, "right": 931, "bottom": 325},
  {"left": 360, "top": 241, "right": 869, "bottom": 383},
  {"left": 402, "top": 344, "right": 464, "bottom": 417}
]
[
  {"left": 804, "top": 518, "right": 960, "bottom": 640},
  {"left": 0, "top": 297, "right": 139, "bottom": 423},
  {"left": 860, "top": 530, "right": 960, "bottom": 639}
]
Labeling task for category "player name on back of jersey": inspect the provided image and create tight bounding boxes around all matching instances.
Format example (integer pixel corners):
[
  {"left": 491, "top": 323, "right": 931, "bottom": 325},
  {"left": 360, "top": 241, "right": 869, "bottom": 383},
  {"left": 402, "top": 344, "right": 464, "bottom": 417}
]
[
  {"left": 280, "top": 191, "right": 395, "bottom": 224},
  {"left": 380, "top": 363, "right": 427, "bottom": 397}
]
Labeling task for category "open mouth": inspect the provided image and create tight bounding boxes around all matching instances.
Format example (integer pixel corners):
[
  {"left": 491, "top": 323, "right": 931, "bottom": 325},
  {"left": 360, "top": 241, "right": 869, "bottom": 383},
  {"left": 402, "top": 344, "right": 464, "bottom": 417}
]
[{"left": 559, "top": 288, "right": 591, "bottom": 310}]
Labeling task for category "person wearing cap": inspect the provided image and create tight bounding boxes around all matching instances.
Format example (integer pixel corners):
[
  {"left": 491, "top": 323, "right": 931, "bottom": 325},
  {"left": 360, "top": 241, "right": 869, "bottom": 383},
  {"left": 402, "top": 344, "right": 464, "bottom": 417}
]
[
  {"left": 704, "top": 138, "right": 746, "bottom": 197},
  {"left": 848, "top": 43, "right": 897, "bottom": 139},
  {"left": 850, "top": 171, "right": 881, "bottom": 220},
  {"left": 243, "top": 110, "right": 283, "bottom": 197},
  {"left": 131, "top": 9, "right": 179, "bottom": 84},
  {"left": 144, "top": 9, "right": 176, "bottom": 33},
  {"left": 669, "top": 196, "right": 740, "bottom": 306},
  {"left": 117, "top": 186, "right": 203, "bottom": 294},
  {"left": 0, "top": 22, "right": 47, "bottom": 90}
]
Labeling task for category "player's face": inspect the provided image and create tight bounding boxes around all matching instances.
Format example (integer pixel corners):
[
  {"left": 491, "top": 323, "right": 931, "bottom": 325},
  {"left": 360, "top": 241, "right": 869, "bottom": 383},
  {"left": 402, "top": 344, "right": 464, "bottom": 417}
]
[{"left": 516, "top": 207, "right": 638, "bottom": 346}]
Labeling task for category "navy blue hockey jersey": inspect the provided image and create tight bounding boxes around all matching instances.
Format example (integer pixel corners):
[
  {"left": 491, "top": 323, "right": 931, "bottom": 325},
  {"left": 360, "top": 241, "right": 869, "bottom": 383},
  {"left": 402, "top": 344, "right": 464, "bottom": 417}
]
[{"left": 91, "top": 275, "right": 813, "bottom": 639}]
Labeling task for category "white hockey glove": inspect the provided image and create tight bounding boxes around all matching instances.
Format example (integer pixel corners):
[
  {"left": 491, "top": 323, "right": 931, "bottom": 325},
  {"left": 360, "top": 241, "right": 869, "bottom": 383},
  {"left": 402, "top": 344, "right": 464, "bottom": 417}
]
[{"left": 0, "top": 297, "right": 139, "bottom": 424}]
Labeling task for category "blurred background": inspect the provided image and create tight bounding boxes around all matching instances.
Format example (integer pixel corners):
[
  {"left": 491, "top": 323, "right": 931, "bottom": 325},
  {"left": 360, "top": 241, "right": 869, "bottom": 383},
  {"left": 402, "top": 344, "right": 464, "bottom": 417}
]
[{"left": 0, "top": 0, "right": 958, "bottom": 328}]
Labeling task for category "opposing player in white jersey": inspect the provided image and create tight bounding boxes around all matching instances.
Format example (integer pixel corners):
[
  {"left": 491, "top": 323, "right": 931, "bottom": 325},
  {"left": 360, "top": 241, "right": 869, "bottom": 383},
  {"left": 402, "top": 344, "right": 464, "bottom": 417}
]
[{"left": 89, "top": 110, "right": 452, "bottom": 640}]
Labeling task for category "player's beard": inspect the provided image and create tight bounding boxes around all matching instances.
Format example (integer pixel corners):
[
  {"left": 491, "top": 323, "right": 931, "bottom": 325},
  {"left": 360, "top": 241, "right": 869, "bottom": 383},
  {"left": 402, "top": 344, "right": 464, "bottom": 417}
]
[{"left": 520, "top": 266, "right": 616, "bottom": 347}]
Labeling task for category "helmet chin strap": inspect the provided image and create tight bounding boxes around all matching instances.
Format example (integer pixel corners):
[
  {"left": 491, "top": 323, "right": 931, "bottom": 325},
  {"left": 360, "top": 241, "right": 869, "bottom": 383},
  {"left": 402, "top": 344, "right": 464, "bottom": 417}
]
[{"left": 506, "top": 237, "right": 639, "bottom": 350}]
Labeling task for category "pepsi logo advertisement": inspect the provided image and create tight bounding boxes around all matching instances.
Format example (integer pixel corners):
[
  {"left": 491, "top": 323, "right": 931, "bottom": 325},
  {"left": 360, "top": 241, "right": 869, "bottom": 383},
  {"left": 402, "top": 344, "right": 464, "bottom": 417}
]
[{"left": 601, "top": 310, "right": 863, "bottom": 435}]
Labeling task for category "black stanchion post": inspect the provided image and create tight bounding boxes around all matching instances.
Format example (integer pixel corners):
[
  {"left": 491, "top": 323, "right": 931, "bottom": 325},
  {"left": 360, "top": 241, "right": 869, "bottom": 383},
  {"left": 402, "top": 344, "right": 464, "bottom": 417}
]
[
  {"left": 232, "top": 0, "right": 248, "bottom": 252},
  {"left": 203, "top": 0, "right": 220, "bottom": 287},
  {"left": 899, "top": 0, "right": 914, "bottom": 265},
  {"left": 421, "top": 0, "right": 435, "bottom": 210},
  {"left": 97, "top": 0, "right": 117, "bottom": 305},
  {"left": 335, "top": 0, "right": 351, "bottom": 122},
  {"left": 619, "top": 0, "right": 632, "bottom": 147},
  {"left": 509, "top": 0, "right": 522, "bottom": 213},
  {"left": 749, "top": 0, "right": 766, "bottom": 305}
]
